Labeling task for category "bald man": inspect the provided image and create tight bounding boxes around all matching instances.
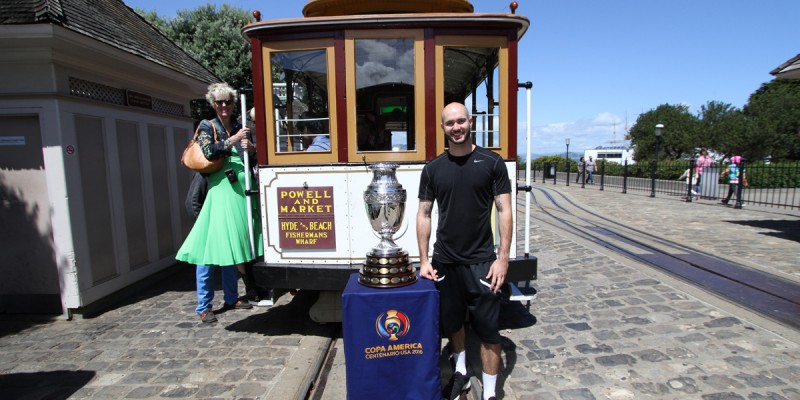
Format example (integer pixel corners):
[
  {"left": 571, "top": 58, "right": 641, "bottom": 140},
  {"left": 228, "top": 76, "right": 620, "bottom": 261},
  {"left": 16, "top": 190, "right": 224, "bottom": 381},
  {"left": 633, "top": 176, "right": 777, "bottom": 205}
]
[{"left": 416, "top": 102, "right": 512, "bottom": 400}]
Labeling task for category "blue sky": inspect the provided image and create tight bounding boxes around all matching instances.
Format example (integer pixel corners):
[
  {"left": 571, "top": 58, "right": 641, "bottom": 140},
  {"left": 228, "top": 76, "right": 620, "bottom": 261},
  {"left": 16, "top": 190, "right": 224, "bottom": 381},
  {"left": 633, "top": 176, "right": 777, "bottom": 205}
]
[{"left": 126, "top": 0, "right": 799, "bottom": 155}]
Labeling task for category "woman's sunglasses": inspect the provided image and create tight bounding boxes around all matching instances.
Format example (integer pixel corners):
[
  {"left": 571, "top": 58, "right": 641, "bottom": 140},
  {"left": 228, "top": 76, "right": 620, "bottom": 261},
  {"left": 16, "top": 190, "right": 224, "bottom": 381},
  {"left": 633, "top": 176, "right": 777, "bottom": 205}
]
[{"left": 214, "top": 99, "right": 233, "bottom": 106}]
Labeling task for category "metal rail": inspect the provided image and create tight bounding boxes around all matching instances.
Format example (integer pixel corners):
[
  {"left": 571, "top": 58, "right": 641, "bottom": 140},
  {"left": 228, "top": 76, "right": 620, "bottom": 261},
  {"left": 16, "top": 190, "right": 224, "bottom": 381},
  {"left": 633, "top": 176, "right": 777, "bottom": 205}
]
[
  {"left": 524, "top": 161, "right": 800, "bottom": 210},
  {"left": 306, "top": 330, "right": 340, "bottom": 400}
]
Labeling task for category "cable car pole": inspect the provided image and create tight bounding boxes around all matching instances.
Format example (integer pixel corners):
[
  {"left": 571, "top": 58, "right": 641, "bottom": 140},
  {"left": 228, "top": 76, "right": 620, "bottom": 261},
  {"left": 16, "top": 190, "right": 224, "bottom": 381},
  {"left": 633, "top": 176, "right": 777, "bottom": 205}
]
[
  {"left": 240, "top": 91, "right": 255, "bottom": 260},
  {"left": 519, "top": 81, "right": 533, "bottom": 258}
]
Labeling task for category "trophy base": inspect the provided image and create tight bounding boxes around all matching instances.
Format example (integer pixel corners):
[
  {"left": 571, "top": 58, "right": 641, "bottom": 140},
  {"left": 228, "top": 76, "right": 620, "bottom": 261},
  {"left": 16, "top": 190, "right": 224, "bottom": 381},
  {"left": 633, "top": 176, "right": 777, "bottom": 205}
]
[{"left": 359, "top": 250, "right": 417, "bottom": 288}]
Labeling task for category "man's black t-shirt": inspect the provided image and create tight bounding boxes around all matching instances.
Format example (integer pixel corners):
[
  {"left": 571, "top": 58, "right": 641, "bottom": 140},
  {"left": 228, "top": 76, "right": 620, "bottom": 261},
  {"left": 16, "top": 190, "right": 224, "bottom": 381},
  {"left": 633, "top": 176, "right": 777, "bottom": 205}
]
[{"left": 418, "top": 146, "right": 512, "bottom": 264}]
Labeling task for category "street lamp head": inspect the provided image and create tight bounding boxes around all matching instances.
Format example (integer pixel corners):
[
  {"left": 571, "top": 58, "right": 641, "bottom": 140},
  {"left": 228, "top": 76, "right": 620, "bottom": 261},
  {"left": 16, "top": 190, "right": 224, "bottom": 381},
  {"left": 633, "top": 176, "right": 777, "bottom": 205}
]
[
  {"left": 655, "top": 123, "right": 664, "bottom": 137},
  {"left": 565, "top": 138, "right": 570, "bottom": 145}
]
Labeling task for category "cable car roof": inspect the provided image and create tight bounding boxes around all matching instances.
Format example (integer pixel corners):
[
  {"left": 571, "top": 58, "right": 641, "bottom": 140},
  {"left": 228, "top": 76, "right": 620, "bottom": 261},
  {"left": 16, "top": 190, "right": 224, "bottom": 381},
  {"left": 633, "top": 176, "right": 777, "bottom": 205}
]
[
  {"left": 302, "top": 0, "right": 475, "bottom": 17},
  {"left": 243, "top": 13, "right": 529, "bottom": 41}
]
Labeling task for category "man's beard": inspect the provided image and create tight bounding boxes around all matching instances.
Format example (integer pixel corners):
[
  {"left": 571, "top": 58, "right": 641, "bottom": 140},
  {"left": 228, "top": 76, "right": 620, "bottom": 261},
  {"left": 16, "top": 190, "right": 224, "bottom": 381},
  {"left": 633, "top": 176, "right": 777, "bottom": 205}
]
[{"left": 448, "top": 129, "right": 471, "bottom": 144}]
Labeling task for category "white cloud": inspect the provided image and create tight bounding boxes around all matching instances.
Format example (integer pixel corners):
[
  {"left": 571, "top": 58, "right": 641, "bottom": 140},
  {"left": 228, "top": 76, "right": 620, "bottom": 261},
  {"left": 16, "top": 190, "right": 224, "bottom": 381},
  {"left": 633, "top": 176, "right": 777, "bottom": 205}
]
[
  {"left": 355, "top": 40, "right": 415, "bottom": 88},
  {"left": 517, "top": 112, "right": 636, "bottom": 156}
]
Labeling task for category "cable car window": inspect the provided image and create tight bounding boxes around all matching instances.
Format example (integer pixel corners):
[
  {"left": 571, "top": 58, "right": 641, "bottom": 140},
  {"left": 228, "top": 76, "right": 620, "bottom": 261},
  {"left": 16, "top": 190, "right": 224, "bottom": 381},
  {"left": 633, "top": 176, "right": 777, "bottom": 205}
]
[
  {"left": 354, "top": 38, "right": 415, "bottom": 152},
  {"left": 271, "top": 49, "right": 331, "bottom": 153},
  {"left": 443, "top": 47, "right": 501, "bottom": 148}
]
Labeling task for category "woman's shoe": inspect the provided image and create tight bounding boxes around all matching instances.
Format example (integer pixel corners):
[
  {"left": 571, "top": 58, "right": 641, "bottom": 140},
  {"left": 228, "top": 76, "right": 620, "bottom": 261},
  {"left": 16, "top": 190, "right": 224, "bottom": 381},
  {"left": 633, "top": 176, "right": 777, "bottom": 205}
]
[{"left": 199, "top": 309, "right": 217, "bottom": 323}]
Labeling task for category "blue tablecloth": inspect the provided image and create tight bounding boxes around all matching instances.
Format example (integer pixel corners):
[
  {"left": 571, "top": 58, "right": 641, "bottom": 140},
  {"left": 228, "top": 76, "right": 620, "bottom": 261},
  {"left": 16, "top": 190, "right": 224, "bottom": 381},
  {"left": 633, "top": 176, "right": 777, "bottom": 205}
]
[{"left": 342, "top": 273, "right": 441, "bottom": 400}]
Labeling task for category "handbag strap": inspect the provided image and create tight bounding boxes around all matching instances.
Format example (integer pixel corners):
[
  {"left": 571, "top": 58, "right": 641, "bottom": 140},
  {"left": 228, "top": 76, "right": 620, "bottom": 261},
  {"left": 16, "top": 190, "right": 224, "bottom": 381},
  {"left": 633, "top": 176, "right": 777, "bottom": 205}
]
[{"left": 192, "top": 119, "right": 219, "bottom": 142}]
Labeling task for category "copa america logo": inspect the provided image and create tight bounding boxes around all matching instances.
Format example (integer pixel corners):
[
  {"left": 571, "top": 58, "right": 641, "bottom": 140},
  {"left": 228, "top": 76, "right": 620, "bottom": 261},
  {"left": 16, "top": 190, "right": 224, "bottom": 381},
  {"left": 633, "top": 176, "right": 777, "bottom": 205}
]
[{"left": 375, "top": 310, "right": 410, "bottom": 341}]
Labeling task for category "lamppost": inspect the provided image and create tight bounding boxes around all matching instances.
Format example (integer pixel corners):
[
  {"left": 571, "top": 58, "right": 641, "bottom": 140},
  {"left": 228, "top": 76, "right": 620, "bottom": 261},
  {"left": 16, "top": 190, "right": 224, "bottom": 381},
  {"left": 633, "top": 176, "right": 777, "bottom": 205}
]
[
  {"left": 565, "top": 138, "right": 570, "bottom": 186},
  {"left": 650, "top": 123, "right": 663, "bottom": 197}
]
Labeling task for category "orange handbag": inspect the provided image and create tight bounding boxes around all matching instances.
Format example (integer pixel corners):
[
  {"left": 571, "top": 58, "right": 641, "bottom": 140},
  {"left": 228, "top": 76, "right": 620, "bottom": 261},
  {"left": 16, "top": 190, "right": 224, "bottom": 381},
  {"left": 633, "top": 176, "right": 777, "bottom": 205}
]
[{"left": 181, "top": 121, "right": 224, "bottom": 174}]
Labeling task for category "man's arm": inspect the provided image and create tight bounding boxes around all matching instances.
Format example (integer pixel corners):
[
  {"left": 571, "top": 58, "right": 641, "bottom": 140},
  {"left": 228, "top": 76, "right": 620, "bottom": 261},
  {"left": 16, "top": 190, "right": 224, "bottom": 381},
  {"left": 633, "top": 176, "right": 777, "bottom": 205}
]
[
  {"left": 486, "top": 193, "right": 512, "bottom": 292},
  {"left": 416, "top": 200, "right": 437, "bottom": 281}
]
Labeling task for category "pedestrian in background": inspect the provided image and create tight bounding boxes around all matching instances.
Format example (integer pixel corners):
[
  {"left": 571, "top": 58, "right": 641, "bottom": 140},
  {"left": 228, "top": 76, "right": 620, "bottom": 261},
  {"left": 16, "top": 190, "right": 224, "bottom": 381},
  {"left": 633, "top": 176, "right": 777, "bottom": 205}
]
[
  {"left": 678, "top": 168, "right": 699, "bottom": 200},
  {"left": 721, "top": 155, "right": 746, "bottom": 206},
  {"left": 586, "top": 156, "right": 596, "bottom": 184},
  {"left": 176, "top": 83, "right": 263, "bottom": 323},
  {"left": 695, "top": 149, "right": 713, "bottom": 196},
  {"left": 575, "top": 156, "right": 585, "bottom": 183},
  {"left": 417, "top": 102, "right": 512, "bottom": 400}
]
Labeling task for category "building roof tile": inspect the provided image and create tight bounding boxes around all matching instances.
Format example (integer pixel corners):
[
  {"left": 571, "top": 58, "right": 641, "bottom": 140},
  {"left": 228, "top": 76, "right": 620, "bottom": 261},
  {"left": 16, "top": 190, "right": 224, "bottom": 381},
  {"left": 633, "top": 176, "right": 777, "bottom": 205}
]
[
  {"left": 770, "top": 53, "right": 800, "bottom": 79},
  {"left": 0, "top": 0, "right": 219, "bottom": 84}
]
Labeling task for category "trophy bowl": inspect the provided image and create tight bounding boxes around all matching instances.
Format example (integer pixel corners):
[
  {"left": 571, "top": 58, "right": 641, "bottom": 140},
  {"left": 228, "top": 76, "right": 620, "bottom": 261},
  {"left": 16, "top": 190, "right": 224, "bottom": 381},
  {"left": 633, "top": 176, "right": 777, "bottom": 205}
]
[{"left": 360, "top": 163, "right": 416, "bottom": 288}]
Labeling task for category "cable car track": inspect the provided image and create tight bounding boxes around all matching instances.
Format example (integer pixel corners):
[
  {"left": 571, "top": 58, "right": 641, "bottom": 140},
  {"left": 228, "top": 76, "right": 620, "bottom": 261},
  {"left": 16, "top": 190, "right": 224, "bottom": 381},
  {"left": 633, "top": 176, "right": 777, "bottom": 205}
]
[
  {"left": 526, "top": 186, "right": 800, "bottom": 330},
  {"left": 306, "top": 333, "right": 340, "bottom": 400}
]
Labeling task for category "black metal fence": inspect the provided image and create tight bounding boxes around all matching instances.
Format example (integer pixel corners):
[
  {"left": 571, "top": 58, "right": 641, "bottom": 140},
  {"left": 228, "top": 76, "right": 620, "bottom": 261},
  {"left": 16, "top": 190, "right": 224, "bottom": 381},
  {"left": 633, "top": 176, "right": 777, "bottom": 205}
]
[{"left": 519, "top": 160, "right": 800, "bottom": 209}]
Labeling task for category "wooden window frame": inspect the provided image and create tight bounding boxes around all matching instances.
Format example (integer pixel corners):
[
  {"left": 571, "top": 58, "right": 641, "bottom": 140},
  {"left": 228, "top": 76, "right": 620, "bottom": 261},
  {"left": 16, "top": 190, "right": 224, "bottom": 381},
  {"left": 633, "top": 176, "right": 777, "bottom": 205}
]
[
  {"left": 261, "top": 39, "right": 339, "bottom": 164},
  {"left": 344, "top": 29, "right": 426, "bottom": 163},
  {"left": 435, "top": 35, "right": 510, "bottom": 158}
]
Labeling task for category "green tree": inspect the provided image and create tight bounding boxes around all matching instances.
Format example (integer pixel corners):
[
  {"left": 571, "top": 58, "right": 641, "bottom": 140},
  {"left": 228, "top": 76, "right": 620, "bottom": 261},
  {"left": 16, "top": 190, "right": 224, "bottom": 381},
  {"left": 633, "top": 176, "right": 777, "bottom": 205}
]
[
  {"left": 137, "top": 9, "right": 169, "bottom": 33},
  {"left": 137, "top": 5, "right": 253, "bottom": 120},
  {"left": 743, "top": 79, "right": 800, "bottom": 161},
  {"left": 530, "top": 155, "right": 567, "bottom": 176},
  {"left": 698, "top": 101, "right": 749, "bottom": 159},
  {"left": 628, "top": 104, "right": 698, "bottom": 162}
]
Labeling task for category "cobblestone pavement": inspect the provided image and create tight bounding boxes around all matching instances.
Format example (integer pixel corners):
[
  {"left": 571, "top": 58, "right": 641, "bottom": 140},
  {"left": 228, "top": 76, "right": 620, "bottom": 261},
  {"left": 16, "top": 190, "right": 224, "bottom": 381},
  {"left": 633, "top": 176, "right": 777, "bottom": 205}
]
[
  {"left": 0, "top": 274, "right": 334, "bottom": 399},
  {"left": 1, "top": 182, "right": 798, "bottom": 399},
  {"left": 492, "top": 183, "right": 800, "bottom": 400}
]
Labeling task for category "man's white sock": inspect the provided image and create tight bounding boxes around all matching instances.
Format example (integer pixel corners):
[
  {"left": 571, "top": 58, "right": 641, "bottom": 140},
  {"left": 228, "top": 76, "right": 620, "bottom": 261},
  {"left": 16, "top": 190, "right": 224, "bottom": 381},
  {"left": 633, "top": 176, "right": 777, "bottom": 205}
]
[
  {"left": 482, "top": 372, "right": 497, "bottom": 399},
  {"left": 454, "top": 351, "right": 467, "bottom": 374}
]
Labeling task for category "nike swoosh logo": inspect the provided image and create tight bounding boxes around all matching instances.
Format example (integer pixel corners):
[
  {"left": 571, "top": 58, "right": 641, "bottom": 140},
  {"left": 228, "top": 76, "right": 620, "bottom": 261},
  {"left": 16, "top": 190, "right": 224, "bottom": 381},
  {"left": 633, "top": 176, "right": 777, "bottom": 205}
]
[{"left": 474, "top": 159, "right": 484, "bottom": 163}]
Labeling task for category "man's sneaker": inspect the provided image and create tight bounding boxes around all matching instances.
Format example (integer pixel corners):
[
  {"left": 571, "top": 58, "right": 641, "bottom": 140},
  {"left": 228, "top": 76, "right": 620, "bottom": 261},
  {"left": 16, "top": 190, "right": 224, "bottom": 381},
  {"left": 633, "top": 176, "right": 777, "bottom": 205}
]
[
  {"left": 199, "top": 309, "right": 217, "bottom": 323},
  {"left": 224, "top": 299, "right": 253, "bottom": 310},
  {"left": 449, "top": 371, "right": 471, "bottom": 400},
  {"left": 248, "top": 291, "right": 274, "bottom": 307},
  {"left": 248, "top": 297, "right": 274, "bottom": 307}
]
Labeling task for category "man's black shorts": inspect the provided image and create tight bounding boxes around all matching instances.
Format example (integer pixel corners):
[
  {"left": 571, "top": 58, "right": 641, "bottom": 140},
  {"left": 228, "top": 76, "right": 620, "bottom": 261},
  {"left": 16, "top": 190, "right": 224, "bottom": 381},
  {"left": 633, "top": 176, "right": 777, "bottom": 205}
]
[{"left": 433, "top": 259, "right": 502, "bottom": 344}]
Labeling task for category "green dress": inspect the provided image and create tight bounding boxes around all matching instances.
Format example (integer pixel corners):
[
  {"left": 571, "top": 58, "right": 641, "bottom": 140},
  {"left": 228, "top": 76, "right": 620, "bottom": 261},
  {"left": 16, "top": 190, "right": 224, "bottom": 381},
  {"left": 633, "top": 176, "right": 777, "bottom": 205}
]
[{"left": 176, "top": 146, "right": 263, "bottom": 266}]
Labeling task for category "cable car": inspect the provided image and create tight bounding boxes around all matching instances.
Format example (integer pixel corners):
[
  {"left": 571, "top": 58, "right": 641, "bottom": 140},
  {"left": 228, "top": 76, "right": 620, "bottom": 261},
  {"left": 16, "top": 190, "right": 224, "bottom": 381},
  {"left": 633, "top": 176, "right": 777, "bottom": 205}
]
[{"left": 242, "top": 0, "right": 537, "bottom": 320}]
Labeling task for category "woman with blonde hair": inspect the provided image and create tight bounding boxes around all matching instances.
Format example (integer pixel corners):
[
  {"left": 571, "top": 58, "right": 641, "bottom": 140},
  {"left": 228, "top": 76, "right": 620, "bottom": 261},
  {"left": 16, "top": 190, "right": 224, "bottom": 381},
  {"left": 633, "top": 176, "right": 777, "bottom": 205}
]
[{"left": 176, "top": 82, "right": 264, "bottom": 323}]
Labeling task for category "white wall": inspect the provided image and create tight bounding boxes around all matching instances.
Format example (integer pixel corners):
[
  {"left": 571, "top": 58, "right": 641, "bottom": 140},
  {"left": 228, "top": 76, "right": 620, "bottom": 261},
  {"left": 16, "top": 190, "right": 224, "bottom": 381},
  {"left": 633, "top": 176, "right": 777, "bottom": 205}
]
[{"left": 0, "top": 25, "right": 207, "bottom": 314}]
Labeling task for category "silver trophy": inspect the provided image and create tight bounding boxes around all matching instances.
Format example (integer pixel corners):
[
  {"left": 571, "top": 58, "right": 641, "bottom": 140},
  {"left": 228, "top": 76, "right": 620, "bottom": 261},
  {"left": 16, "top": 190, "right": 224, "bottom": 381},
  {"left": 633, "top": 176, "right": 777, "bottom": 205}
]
[{"left": 360, "top": 163, "right": 416, "bottom": 288}]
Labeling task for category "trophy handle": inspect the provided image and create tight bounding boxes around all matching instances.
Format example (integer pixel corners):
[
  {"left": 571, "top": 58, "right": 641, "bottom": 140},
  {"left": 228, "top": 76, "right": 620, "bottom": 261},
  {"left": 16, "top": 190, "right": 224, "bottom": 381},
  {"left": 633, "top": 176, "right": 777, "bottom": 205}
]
[{"left": 393, "top": 212, "right": 409, "bottom": 239}]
